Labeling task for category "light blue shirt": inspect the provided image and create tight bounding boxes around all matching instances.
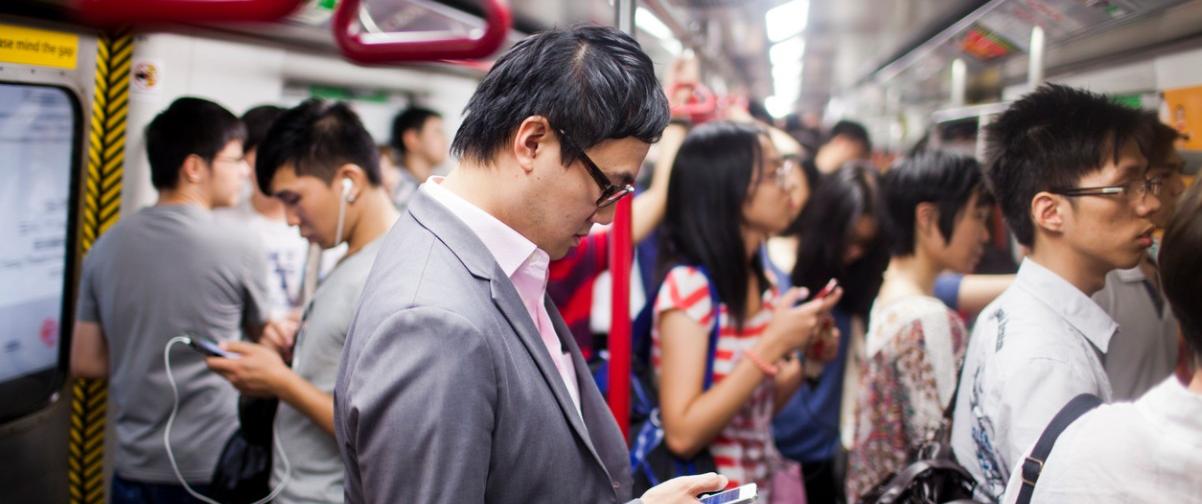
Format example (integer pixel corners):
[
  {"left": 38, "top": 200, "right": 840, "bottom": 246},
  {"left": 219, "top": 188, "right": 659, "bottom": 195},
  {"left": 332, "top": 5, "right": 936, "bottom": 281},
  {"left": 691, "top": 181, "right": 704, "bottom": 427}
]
[{"left": 950, "top": 258, "right": 1116, "bottom": 500}]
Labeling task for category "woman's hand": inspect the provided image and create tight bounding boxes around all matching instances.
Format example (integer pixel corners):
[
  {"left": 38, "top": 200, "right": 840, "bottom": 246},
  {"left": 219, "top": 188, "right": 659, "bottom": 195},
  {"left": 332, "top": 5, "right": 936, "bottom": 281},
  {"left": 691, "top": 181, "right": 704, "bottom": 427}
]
[{"left": 763, "top": 286, "right": 843, "bottom": 359}]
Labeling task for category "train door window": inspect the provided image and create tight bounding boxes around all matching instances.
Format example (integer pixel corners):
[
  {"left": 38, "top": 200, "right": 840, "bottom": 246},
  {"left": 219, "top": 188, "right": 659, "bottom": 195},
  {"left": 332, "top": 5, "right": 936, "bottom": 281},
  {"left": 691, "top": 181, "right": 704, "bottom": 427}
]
[{"left": 0, "top": 81, "right": 83, "bottom": 421}]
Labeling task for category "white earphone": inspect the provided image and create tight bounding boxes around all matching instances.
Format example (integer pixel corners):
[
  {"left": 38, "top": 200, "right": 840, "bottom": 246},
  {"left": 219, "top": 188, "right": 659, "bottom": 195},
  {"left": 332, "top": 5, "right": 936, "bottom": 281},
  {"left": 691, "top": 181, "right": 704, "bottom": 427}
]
[{"left": 341, "top": 177, "right": 354, "bottom": 202}]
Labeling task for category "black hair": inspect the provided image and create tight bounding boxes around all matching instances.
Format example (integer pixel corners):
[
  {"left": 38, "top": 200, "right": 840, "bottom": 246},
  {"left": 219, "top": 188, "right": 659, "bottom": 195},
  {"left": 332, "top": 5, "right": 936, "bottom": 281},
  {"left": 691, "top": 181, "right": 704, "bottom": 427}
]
[
  {"left": 1136, "top": 111, "right": 1184, "bottom": 172},
  {"left": 144, "top": 97, "right": 246, "bottom": 190},
  {"left": 659, "top": 122, "right": 769, "bottom": 328},
  {"left": 983, "top": 84, "right": 1143, "bottom": 247},
  {"left": 242, "top": 105, "right": 285, "bottom": 154},
  {"left": 255, "top": 99, "right": 381, "bottom": 192},
  {"left": 451, "top": 25, "right": 670, "bottom": 166},
  {"left": 882, "top": 151, "right": 993, "bottom": 256},
  {"left": 390, "top": 106, "right": 442, "bottom": 155},
  {"left": 827, "top": 120, "right": 872, "bottom": 152},
  {"left": 1159, "top": 181, "right": 1202, "bottom": 361},
  {"left": 790, "top": 163, "right": 888, "bottom": 317}
]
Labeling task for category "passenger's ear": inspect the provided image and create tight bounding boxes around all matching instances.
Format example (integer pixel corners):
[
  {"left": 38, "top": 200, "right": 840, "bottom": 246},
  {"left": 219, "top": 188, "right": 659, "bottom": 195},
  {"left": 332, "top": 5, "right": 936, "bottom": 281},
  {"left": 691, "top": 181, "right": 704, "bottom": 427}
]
[
  {"left": 179, "top": 154, "right": 206, "bottom": 184},
  {"left": 915, "top": 202, "right": 939, "bottom": 242},
  {"left": 334, "top": 163, "right": 368, "bottom": 202},
  {"left": 1031, "top": 191, "right": 1065, "bottom": 235},
  {"left": 512, "top": 116, "right": 550, "bottom": 174}
]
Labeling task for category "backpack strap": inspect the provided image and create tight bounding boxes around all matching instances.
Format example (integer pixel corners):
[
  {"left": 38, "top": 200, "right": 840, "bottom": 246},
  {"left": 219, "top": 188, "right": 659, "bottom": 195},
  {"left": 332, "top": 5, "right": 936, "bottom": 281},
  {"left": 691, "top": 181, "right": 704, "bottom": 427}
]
[
  {"left": 1015, "top": 393, "right": 1103, "bottom": 504},
  {"left": 694, "top": 266, "right": 722, "bottom": 391}
]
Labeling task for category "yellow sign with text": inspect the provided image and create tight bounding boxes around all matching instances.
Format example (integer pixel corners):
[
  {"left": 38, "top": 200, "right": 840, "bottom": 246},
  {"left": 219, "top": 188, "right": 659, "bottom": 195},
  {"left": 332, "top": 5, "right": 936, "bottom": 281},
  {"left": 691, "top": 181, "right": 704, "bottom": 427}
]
[{"left": 0, "top": 24, "right": 79, "bottom": 69}]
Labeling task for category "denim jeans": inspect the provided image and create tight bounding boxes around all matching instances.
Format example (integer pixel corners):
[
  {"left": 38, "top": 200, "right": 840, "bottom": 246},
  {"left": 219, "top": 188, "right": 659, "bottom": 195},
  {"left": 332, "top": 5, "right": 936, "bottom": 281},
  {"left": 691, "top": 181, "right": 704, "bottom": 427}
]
[{"left": 110, "top": 474, "right": 213, "bottom": 504}]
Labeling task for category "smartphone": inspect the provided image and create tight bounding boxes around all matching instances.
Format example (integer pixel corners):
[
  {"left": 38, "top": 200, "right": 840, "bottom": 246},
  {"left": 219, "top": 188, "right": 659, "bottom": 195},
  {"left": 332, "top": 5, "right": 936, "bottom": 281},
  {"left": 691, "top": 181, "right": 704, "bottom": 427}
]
[
  {"left": 699, "top": 483, "right": 757, "bottom": 504},
  {"left": 814, "top": 278, "right": 839, "bottom": 300},
  {"left": 187, "top": 336, "right": 233, "bottom": 359}
]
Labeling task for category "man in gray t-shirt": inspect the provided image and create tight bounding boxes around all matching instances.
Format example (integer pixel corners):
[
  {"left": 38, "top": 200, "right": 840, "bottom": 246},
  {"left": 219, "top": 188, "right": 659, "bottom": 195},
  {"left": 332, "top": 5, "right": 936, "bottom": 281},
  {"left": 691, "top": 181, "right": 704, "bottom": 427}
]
[
  {"left": 205, "top": 100, "right": 399, "bottom": 503},
  {"left": 70, "top": 98, "right": 270, "bottom": 498}
]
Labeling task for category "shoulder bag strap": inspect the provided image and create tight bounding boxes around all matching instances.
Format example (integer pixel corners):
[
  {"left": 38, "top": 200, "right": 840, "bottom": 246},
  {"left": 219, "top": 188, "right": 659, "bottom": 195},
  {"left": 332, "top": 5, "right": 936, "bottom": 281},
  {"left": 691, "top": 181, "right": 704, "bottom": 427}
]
[{"left": 1015, "top": 393, "right": 1104, "bottom": 504}]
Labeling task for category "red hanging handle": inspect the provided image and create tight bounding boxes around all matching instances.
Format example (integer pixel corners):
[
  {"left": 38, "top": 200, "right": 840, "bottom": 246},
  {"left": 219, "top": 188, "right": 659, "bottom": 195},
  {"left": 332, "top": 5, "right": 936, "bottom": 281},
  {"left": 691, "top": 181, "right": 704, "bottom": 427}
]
[
  {"left": 333, "top": 0, "right": 512, "bottom": 64},
  {"left": 74, "top": 0, "right": 303, "bottom": 25},
  {"left": 668, "top": 82, "right": 717, "bottom": 122}
]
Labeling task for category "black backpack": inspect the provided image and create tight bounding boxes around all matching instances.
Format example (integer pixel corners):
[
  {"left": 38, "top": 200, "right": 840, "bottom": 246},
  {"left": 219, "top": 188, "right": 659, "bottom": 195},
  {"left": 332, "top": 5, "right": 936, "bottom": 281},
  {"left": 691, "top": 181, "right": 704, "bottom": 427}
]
[
  {"left": 858, "top": 363, "right": 982, "bottom": 504},
  {"left": 1013, "top": 393, "right": 1103, "bottom": 504}
]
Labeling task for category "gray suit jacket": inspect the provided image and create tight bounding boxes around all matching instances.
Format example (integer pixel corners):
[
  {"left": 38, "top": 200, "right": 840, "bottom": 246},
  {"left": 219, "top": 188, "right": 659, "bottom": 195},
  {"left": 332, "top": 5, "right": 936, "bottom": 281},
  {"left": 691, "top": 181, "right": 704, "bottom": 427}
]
[{"left": 335, "top": 189, "right": 636, "bottom": 503}]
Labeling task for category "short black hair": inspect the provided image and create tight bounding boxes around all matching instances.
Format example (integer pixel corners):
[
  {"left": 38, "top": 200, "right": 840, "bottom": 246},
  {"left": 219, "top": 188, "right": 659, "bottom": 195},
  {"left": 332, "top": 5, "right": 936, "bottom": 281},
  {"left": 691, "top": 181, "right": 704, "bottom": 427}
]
[
  {"left": 827, "top": 120, "right": 871, "bottom": 152},
  {"left": 1159, "top": 181, "right": 1202, "bottom": 361},
  {"left": 242, "top": 105, "right": 285, "bottom": 154},
  {"left": 1136, "top": 111, "right": 1183, "bottom": 172},
  {"left": 984, "top": 84, "right": 1143, "bottom": 247},
  {"left": 255, "top": 99, "right": 381, "bottom": 193},
  {"left": 791, "top": 163, "right": 888, "bottom": 317},
  {"left": 144, "top": 97, "right": 245, "bottom": 190},
  {"left": 882, "top": 151, "right": 993, "bottom": 256},
  {"left": 390, "top": 106, "right": 441, "bottom": 155},
  {"left": 451, "top": 25, "right": 669, "bottom": 166},
  {"left": 659, "top": 122, "right": 769, "bottom": 328}
]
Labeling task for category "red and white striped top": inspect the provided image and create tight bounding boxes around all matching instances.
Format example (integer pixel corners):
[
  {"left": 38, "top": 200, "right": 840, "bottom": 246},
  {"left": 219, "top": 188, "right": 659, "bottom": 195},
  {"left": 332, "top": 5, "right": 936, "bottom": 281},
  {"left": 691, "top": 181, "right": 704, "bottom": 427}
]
[{"left": 651, "top": 265, "right": 782, "bottom": 493}]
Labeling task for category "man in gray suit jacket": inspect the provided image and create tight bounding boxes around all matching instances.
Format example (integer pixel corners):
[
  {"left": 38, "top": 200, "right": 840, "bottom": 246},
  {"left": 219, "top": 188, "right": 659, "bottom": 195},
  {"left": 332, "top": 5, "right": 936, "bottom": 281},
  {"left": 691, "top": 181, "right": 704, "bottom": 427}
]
[{"left": 335, "top": 26, "right": 728, "bottom": 503}]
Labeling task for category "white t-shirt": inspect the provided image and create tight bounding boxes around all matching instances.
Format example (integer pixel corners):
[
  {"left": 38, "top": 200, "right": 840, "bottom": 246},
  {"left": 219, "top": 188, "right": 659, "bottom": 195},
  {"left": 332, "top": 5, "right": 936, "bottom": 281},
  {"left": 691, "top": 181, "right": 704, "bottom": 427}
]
[
  {"left": 1002, "top": 376, "right": 1202, "bottom": 503},
  {"left": 950, "top": 258, "right": 1116, "bottom": 500},
  {"left": 215, "top": 201, "right": 309, "bottom": 319}
]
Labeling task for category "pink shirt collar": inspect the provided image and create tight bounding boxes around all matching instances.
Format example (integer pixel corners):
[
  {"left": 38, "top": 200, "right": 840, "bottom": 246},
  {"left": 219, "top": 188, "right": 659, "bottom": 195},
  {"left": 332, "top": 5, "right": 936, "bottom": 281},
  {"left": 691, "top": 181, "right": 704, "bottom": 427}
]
[{"left": 420, "top": 177, "right": 549, "bottom": 281}]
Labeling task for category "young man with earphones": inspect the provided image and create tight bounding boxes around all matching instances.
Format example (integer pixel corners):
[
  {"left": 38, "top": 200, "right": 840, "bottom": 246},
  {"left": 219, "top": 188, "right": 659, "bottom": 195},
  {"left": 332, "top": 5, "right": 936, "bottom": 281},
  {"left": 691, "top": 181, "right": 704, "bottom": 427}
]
[{"left": 205, "top": 99, "right": 399, "bottom": 504}]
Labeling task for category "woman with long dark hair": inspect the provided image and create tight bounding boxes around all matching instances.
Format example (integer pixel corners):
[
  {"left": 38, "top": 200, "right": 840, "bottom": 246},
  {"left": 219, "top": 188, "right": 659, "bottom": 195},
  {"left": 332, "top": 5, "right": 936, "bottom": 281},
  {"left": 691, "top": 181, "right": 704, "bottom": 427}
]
[
  {"left": 773, "top": 163, "right": 889, "bottom": 503},
  {"left": 654, "top": 122, "right": 842, "bottom": 498}
]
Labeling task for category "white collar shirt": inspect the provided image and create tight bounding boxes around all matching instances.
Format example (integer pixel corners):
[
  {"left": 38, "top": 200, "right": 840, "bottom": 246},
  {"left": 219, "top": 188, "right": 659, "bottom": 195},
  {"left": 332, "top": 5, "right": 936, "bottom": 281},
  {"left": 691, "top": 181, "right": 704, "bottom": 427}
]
[
  {"left": 1001, "top": 376, "right": 1202, "bottom": 503},
  {"left": 951, "top": 258, "right": 1116, "bottom": 501}
]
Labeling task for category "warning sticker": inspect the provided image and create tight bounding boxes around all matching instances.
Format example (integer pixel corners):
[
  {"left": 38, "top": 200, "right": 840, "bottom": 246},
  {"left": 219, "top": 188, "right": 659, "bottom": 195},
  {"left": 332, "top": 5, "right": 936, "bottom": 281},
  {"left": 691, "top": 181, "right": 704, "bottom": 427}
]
[{"left": 0, "top": 24, "right": 79, "bottom": 70}]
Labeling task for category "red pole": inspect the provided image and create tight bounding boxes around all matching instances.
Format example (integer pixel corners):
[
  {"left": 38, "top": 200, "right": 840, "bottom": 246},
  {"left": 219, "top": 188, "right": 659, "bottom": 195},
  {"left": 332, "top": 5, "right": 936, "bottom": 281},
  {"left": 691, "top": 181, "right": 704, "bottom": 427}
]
[{"left": 607, "top": 195, "right": 633, "bottom": 440}]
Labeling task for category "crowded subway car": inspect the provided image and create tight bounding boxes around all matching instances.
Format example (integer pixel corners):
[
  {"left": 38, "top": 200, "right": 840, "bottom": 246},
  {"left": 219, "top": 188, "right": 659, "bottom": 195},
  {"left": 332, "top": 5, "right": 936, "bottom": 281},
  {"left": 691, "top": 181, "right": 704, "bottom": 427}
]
[{"left": 2, "top": 0, "right": 1202, "bottom": 503}]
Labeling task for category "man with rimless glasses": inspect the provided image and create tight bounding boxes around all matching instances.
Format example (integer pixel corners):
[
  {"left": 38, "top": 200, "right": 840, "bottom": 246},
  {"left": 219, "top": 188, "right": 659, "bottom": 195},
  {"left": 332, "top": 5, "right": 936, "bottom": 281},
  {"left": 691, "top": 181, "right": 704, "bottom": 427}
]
[
  {"left": 333, "top": 26, "right": 728, "bottom": 504},
  {"left": 949, "top": 84, "right": 1165, "bottom": 501}
]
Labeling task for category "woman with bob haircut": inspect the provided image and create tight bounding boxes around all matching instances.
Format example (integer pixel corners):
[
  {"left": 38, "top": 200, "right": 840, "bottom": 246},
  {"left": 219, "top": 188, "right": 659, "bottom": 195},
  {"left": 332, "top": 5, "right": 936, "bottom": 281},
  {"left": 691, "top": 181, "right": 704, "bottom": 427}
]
[{"left": 846, "top": 151, "right": 994, "bottom": 501}]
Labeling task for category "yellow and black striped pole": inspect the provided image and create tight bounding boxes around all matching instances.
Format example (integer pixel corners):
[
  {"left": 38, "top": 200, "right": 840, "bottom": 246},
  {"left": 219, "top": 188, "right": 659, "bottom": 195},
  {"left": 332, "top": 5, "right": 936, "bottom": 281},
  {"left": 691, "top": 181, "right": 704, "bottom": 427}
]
[{"left": 69, "top": 28, "right": 133, "bottom": 504}]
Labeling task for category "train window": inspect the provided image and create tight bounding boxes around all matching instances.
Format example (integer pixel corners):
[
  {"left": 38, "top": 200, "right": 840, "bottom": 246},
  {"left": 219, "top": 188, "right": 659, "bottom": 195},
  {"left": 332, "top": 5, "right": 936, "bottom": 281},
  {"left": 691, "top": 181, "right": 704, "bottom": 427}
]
[{"left": 0, "top": 81, "right": 83, "bottom": 421}]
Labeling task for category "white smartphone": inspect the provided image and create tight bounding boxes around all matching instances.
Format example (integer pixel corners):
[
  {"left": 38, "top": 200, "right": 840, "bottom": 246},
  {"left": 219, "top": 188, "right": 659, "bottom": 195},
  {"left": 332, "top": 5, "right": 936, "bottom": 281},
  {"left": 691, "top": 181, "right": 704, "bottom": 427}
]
[{"left": 698, "top": 483, "right": 757, "bottom": 504}]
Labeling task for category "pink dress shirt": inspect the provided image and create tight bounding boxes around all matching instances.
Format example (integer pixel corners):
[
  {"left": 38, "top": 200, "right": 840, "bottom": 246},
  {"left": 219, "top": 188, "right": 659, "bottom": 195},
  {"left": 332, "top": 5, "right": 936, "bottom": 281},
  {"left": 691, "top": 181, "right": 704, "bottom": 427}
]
[{"left": 421, "top": 178, "right": 582, "bottom": 415}]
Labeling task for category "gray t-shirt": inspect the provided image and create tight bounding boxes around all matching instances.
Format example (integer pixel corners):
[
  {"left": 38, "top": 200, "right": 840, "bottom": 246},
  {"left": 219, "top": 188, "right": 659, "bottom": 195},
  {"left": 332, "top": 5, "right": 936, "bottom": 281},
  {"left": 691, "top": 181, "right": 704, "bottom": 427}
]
[
  {"left": 76, "top": 204, "right": 269, "bottom": 483},
  {"left": 271, "top": 237, "right": 382, "bottom": 503}
]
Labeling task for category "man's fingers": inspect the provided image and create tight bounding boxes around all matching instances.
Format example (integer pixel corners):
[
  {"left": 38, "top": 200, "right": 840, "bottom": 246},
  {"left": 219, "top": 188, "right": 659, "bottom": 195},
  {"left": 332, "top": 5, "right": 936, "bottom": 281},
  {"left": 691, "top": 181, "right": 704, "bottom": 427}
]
[{"left": 681, "top": 472, "right": 728, "bottom": 495}]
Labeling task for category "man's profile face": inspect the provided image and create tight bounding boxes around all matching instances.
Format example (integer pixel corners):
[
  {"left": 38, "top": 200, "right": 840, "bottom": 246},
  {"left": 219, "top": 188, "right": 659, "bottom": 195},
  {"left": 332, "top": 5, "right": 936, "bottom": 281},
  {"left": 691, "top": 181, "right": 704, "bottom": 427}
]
[
  {"left": 205, "top": 140, "right": 249, "bottom": 208},
  {"left": 1058, "top": 138, "right": 1161, "bottom": 271},
  {"left": 417, "top": 117, "right": 449, "bottom": 166},
  {"left": 270, "top": 164, "right": 345, "bottom": 249},
  {"left": 527, "top": 135, "right": 650, "bottom": 259}
]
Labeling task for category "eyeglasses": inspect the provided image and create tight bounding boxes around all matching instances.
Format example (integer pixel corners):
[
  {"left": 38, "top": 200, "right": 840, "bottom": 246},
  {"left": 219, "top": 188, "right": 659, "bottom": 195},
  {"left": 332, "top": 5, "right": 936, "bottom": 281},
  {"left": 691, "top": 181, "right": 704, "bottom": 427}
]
[
  {"left": 1051, "top": 173, "right": 1164, "bottom": 205},
  {"left": 768, "top": 158, "right": 798, "bottom": 189},
  {"left": 556, "top": 128, "right": 634, "bottom": 208}
]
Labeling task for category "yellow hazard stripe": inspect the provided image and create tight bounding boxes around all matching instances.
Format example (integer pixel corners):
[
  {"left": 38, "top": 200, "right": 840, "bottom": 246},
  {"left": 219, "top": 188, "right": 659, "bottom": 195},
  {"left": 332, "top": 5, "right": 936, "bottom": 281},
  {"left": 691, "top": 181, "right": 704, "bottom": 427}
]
[{"left": 69, "top": 28, "right": 132, "bottom": 504}]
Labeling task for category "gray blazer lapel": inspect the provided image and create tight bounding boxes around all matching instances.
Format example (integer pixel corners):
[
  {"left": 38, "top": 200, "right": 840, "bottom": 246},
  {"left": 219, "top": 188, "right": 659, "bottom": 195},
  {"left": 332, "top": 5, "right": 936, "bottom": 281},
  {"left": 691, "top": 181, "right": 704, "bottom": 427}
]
[
  {"left": 545, "top": 298, "right": 628, "bottom": 490},
  {"left": 490, "top": 279, "right": 600, "bottom": 454}
]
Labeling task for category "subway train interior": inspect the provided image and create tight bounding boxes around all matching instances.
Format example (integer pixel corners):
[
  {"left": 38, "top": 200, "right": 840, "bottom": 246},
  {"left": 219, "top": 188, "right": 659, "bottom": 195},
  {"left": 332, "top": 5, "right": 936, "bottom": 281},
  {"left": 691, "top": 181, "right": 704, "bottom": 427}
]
[{"left": 2, "top": 0, "right": 1201, "bottom": 503}]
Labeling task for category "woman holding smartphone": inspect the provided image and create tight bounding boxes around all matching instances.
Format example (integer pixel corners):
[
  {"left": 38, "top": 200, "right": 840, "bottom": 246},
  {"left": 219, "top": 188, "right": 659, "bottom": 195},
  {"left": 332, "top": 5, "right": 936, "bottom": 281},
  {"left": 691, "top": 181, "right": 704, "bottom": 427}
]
[{"left": 654, "top": 122, "right": 842, "bottom": 500}]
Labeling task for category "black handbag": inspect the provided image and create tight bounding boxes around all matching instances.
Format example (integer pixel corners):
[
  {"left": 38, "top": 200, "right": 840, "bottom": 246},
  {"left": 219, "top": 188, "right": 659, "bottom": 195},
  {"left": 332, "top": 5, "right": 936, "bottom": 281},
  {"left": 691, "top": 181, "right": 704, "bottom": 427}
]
[
  {"left": 858, "top": 359, "right": 984, "bottom": 504},
  {"left": 208, "top": 396, "right": 277, "bottom": 504}
]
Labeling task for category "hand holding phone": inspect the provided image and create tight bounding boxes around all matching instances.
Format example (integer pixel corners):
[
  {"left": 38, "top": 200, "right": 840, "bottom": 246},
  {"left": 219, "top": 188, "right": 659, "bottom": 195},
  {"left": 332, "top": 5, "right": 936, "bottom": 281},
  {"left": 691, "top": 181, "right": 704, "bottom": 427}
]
[
  {"left": 699, "top": 483, "right": 757, "bottom": 504},
  {"left": 186, "top": 336, "right": 235, "bottom": 359}
]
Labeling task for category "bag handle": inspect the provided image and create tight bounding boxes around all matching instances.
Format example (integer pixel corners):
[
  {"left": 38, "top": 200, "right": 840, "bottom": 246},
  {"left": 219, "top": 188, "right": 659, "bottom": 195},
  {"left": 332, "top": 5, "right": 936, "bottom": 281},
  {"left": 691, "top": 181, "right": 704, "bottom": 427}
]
[{"left": 1014, "top": 393, "right": 1103, "bottom": 504}]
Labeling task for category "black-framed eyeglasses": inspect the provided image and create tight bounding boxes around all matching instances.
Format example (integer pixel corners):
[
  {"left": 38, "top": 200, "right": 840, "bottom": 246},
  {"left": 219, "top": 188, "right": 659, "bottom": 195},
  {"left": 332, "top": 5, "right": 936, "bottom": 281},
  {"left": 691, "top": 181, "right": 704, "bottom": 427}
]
[
  {"left": 1051, "top": 174, "right": 1165, "bottom": 205},
  {"left": 556, "top": 128, "right": 634, "bottom": 208}
]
